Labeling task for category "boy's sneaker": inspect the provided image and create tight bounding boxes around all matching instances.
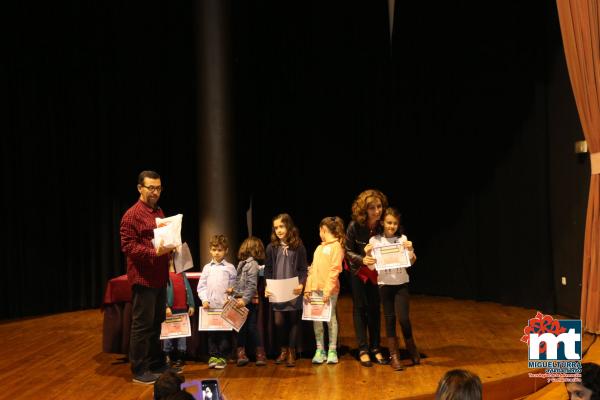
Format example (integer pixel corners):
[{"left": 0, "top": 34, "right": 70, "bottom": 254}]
[
  {"left": 215, "top": 357, "right": 227, "bottom": 369},
  {"left": 208, "top": 357, "right": 219, "bottom": 368},
  {"left": 312, "top": 349, "right": 326, "bottom": 364},
  {"left": 327, "top": 349, "right": 338, "bottom": 364},
  {"left": 132, "top": 371, "right": 158, "bottom": 384}
]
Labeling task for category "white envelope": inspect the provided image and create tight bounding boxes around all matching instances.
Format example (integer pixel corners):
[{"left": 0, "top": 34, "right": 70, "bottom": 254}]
[{"left": 154, "top": 214, "right": 183, "bottom": 251}]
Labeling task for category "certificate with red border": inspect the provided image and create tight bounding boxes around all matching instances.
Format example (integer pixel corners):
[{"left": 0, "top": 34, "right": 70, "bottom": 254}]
[
  {"left": 221, "top": 299, "right": 249, "bottom": 332},
  {"left": 160, "top": 313, "right": 192, "bottom": 339},
  {"left": 302, "top": 291, "right": 332, "bottom": 322},
  {"left": 198, "top": 308, "right": 232, "bottom": 331},
  {"left": 372, "top": 243, "right": 411, "bottom": 271}
]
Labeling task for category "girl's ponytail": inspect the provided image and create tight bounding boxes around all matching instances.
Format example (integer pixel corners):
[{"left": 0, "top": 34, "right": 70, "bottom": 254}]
[{"left": 320, "top": 216, "right": 346, "bottom": 247}]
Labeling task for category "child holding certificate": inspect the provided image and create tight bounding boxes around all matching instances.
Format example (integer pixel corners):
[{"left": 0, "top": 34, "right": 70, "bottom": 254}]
[
  {"left": 264, "top": 213, "right": 308, "bottom": 367},
  {"left": 163, "top": 260, "right": 196, "bottom": 368},
  {"left": 197, "top": 235, "right": 237, "bottom": 369},
  {"left": 228, "top": 236, "right": 267, "bottom": 366},
  {"left": 365, "top": 208, "right": 419, "bottom": 371},
  {"left": 304, "top": 217, "right": 345, "bottom": 364}
]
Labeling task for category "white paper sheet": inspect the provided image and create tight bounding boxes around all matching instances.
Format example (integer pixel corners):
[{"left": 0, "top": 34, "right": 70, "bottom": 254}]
[
  {"left": 266, "top": 277, "right": 299, "bottom": 303},
  {"left": 174, "top": 242, "right": 193, "bottom": 273}
]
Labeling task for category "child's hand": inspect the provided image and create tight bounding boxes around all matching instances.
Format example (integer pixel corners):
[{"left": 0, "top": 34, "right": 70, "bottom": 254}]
[
  {"left": 264, "top": 288, "right": 272, "bottom": 298},
  {"left": 188, "top": 307, "right": 195, "bottom": 317},
  {"left": 226, "top": 287, "right": 233, "bottom": 294},
  {"left": 293, "top": 284, "right": 303, "bottom": 295},
  {"left": 364, "top": 244, "right": 373, "bottom": 255},
  {"left": 404, "top": 241, "right": 414, "bottom": 251},
  {"left": 236, "top": 299, "right": 246, "bottom": 308},
  {"left": 323, "top": 293, "right": 330, "bottom": 303},
  {"left": 166, "top": 307, "right": 172, "bottom": 317},
  {"left": 363, "top": 255, "right": 376, "bottom": 266},
  {"left": 304, "top": 291, "right": 311, "bottom": 300},
  {"left": 202, "top": 301, "right": 210, "bottom": 309}
]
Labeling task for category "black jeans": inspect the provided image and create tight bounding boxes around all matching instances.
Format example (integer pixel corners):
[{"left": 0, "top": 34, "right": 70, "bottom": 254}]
[
  {"left": 208, "top": 331, "right": 230, "bottom": 358},
  {"left": 349, "top": 271, "right": 381, "bottom": 352},
  {"left": 273, "top": 309, "right": 301, "bottom": 349},
  {"left": 379, "top": 284, "right": 413, "bottom": 340},
  {"left": 130, "top": 284, "right": 167, "bottom": 375},
  {"left": 236, "top": 303, "right": 261, "bottom": 349}
]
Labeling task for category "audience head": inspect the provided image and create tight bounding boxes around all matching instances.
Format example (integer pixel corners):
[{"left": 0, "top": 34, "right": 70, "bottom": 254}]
[
  {"left": 566, "top": 362, "right": 600, "bottom": 400},
  {"left": 165, "top": 391, "right": 195, "bottom": 400},
  {"left": 435, "top": 369, "right": 482, "bottom": 400},
  {"left": 154, "top": 370, "right": 184, "bottom": 400}
]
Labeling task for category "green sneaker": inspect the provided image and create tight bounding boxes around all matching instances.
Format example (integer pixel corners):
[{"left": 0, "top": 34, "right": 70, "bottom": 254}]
[
  {"left": 208, "top": 357, "right": 218, "bottom": 368},
  {"left": 327, "top": 349, "right": 338, "bottom": 364},
  {"left": 312, "top": 349, "right": 326, "bottom": 364},
  {"left": 215, "top": 357, "right": 227, "bottom": 369}
]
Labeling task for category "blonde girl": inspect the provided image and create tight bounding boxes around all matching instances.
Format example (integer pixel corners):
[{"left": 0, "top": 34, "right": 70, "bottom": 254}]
[{"left": 304, "top": 216, "right": 345, "bottom": 364}]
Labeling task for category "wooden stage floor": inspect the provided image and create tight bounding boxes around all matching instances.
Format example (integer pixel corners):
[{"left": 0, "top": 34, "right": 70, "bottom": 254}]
[{"left": 0, "top": 295, "right": 597, "bottom": 400}]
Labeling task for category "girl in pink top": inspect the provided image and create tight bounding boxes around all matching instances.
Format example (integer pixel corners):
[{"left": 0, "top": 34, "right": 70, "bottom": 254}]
[{"left": 304, "top": 217, "right": 345, "bottom": 364}]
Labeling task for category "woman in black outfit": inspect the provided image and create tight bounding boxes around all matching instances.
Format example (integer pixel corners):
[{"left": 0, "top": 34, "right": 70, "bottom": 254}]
[{"left": 344, "top": 189, "right": 389, "bottom": 367}]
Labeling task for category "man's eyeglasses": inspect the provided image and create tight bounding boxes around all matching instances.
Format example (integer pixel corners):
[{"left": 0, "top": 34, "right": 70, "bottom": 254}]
[{"left": 141, "top": 185, "right": 163, "bottom": 193}]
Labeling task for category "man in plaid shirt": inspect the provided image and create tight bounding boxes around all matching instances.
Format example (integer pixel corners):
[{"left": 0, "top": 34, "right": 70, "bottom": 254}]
[{"left": 120, "top": 170, "right": 175, "bottom": 384}]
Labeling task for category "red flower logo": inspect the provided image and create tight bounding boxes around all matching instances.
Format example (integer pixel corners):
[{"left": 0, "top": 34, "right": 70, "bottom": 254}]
[{"left": 520, "top": 312, "right": 566, "bottom": 354}]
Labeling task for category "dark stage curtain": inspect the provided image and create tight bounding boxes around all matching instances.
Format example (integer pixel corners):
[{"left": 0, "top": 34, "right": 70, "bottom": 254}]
[
  {"left": 230, "top": 1, "right": 566, "bottom": 312},
  {"left": 2, "top": 1, "right": 198, "bottom": 319},
  {"left": 2, "top": 1, "right": 582, "bottom": 319}
]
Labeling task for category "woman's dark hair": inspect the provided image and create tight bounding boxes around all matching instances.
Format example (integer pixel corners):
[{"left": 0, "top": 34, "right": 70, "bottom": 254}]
[
  {"left": 581, "top": 362, "right": 600, "bottom": 400},
  {"left": 270, "top": 213, "right": 302, "bottom": 249},
  {"left": 320, "top": 216, "right": 346, "bottom": 247},
  {"left": 435, "top": 369, "right": 482, "bottom": 400}
]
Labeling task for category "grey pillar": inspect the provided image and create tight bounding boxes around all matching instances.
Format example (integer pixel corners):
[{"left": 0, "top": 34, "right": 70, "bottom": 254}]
[
  {"left": 196, "top": 0, "right": 236, "bottom": 265},
  {"left": 387, "top": 0, "right": 395, "bottom": 42}
]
